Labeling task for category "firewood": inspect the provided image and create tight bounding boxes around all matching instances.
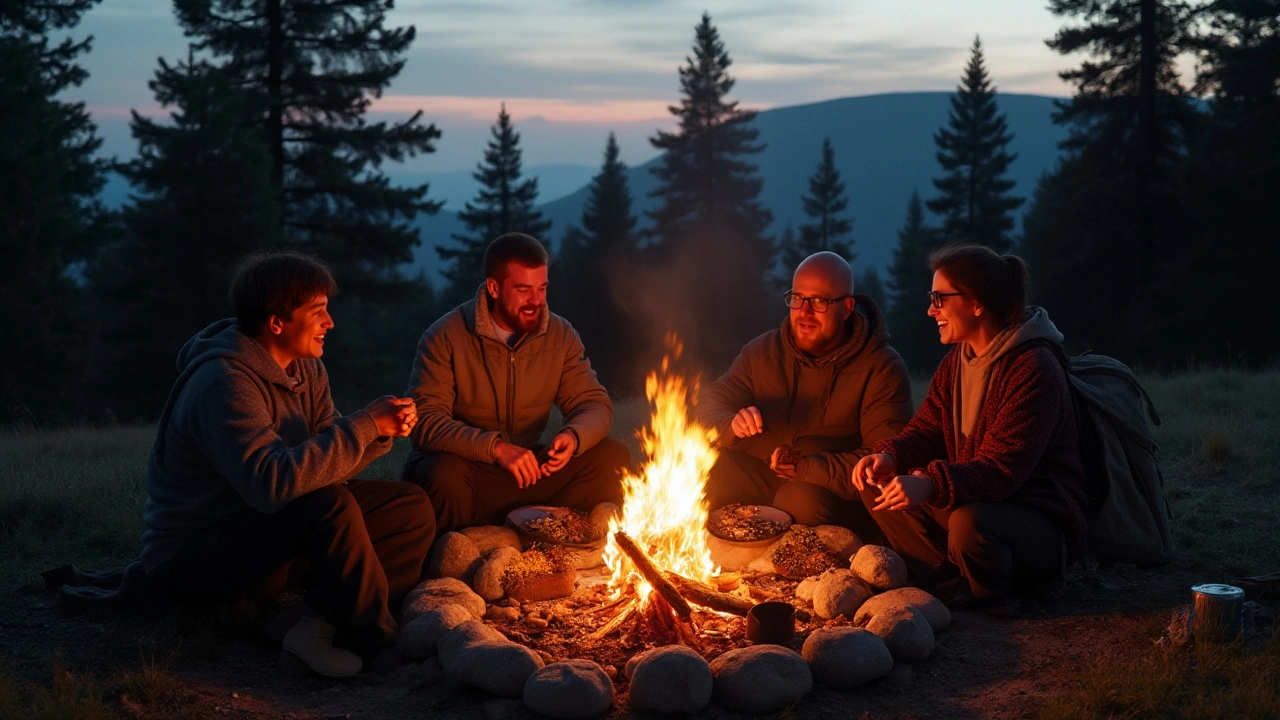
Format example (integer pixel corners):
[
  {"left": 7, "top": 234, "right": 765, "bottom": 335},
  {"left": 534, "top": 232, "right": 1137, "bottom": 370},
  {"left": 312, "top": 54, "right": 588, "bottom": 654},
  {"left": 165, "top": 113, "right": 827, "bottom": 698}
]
[
  {"left": 612, "top": 532, "right": 693, "bottom": 622},
  {"left": 589, "top": 602, "right": 636, "bottom": 640},
  {"left": 665, "top": 573, "right": 755, "bottom": 617}
]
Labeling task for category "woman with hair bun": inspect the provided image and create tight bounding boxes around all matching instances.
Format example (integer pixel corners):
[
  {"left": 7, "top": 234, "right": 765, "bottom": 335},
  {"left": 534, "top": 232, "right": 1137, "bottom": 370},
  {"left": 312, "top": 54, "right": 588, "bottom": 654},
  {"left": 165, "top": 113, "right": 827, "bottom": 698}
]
[{"left": 852, "top": 244, "right": 1087, "bottom": 616}]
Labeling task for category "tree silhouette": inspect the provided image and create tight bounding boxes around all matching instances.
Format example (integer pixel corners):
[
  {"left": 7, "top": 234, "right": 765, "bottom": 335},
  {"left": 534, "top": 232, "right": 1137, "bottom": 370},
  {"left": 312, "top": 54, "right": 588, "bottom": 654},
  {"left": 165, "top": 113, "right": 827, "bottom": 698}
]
[
  {"left": 927, "top": 36, "right": 1022, "bottom": 252},
  {"left": 438, "top": 104, "right": 551, "bottom": 305},
  {"left": 0, "top": 0, "right": 106, "bottom": 421},
  {"left": 647, "top": 13, "right": 775, "bottom": 373},
  {"left": 780, "top": 137, "right": 855, "bottom": 271},
  {"left": 887, "top": 192, "right": 945, "bottom": 374}
]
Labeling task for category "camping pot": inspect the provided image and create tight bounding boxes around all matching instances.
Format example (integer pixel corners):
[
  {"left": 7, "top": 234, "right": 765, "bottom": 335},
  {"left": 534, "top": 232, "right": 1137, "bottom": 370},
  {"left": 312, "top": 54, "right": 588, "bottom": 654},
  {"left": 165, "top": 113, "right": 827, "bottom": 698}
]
[
  {"left": 1190, "top": 584, "right": 1244, "bottom": 643},
  {"left": 746, "top": 601, "right": 795, "bottom": 645}
]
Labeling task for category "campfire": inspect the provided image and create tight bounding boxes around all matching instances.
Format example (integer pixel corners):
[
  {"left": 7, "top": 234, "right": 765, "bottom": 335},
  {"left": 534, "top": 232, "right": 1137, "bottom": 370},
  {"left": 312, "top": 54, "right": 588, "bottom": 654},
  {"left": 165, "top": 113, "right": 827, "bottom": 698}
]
[{"left": 593, "top": 336, "right": 754, "bottom": 648}]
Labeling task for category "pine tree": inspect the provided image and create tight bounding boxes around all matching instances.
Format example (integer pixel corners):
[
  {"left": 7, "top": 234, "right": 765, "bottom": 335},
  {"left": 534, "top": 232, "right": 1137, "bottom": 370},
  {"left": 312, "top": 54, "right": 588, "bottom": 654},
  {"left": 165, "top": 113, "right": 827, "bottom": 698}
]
[
  {"left": 557, "top": 133, "right": 641, "bottom": 392},
  {"left": 89, "top": 56, "right": 280, "bottom": 417},
  {"left": 780, "top": 137, "right": 854, "bottom": 272},
  {"left": 1159, "top": 0, "right": 1280, "bottom": 364},
  {"left": 927, "top": 37, "right": 1022, "bottom": 252},
  {"left": 174, "top": 0, "right": 441, "bottom": 302},
  {"left": 438, "top": 104, "right": 552, "bottom": 305},
  {"left": 856, "top": 268, "right": 885, "bottom": 310},
  {"left": 1021, "top": 0, "right": 1196, "bottom": 356},
  {"left": 0, "top": 0, "right": 107, "bottom": 421},
  {"left": 887, "top": 192, "right": 945, "bottom": 374},
  {"left": 647, "top": 13, "right": 775, "bottom": 373}
]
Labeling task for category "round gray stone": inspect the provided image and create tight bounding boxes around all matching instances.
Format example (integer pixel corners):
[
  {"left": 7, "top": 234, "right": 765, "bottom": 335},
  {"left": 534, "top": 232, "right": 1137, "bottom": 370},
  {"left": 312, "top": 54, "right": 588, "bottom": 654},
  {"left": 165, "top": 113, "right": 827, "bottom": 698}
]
[
  {"left": 850, "top": 545, "right": 909, "bottom": 592},
  {"left": 474, "top": 546, "right": 521, "bottom": 601},
  {"left": 403, "top": 577, "right": 486, "bottom": 622},
  {"left": 853, "top": 586, "right": 951, "bottom": 631},
  {"left": 460, "top": 525, "right": 523, "bottom": 554},
  {"left": 629, "top": 645, "right": 713, "bottom": 715},
  {"left": 522, "top": 659, "right": 614, "bottom": 719},
  {"left": 427, "top": 531, "right": 483, "bottom": 583},
  {"left": 397, "top": 603, "right": 473, "bottom": 659},
  {"left": 801, "top": 627, "right": 893, "bottom": 690},
  {"left": 812, "top": 568, "right": 872, "bottom": 620},
  {"left": 437, "top": 618, "right": 509, "bottom": 670},
  {"left": 795, "top": 575, "right": 819, "bottom": 603},
  {"left": 710, "top": 645, "right": 813, "bottom": 714},
  {"left": 451, "top": 641, "right": 546, "bottom": 697},
  {"left": 813, "top": 525, "right": 862, "bottom": 560},
  {"left": 866, "top": 606, "right": 935, "bottom": 662}
]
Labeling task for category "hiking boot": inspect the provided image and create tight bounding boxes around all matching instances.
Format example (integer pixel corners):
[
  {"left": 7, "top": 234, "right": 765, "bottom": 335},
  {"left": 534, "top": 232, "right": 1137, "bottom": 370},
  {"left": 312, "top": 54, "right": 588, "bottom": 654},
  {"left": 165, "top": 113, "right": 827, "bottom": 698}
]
[{"left": 282, "top": 615, "right": 363, "bottom": 679}]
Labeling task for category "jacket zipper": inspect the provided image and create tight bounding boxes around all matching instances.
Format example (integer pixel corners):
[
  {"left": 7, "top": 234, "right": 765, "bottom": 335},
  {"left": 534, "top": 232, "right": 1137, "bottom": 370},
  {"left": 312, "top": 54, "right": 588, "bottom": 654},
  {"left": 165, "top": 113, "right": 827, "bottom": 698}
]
[{"left": 507, "top": 350, "right": 516, "bottom": 440}]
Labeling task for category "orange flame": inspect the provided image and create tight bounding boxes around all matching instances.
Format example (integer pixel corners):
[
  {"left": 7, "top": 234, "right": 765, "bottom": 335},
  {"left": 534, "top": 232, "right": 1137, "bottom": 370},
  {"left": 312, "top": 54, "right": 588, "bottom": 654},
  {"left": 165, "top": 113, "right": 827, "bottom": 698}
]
[{"left": 604, "top": 335, "right": 719, "bottom": 604}]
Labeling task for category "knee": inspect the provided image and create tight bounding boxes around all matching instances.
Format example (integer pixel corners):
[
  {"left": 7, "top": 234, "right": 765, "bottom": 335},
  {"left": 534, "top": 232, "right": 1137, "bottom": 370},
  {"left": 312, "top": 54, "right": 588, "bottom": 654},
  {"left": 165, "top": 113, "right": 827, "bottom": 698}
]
[
  {"left": 772, "top": 482, "right": 836, "bottom": 527},
  {"left": 947, "top": 503, "right": 996, "bottom": 555},
  {"left": 592, "top": 436, "right": 632, "bottom": 475},
  {"left": 291, "top": 484, "right": 362, "bottom": 528},
  {"left": 411, "top": 453, "right": 473, "bottom": 498}
]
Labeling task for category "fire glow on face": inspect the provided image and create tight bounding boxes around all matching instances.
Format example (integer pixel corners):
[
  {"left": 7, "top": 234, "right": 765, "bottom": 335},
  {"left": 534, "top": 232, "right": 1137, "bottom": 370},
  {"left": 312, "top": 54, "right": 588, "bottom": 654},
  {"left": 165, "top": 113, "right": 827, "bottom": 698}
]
[{"left": 603, "top": 336, "right": 720, "bottom": 606}]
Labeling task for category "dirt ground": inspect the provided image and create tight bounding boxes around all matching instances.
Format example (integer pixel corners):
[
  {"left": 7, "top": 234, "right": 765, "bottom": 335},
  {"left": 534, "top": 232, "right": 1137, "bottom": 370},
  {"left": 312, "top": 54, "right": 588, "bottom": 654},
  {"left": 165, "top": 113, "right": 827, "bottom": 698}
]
[{"left": 0, "top": 558, "right": 1220, "bottom": 720}]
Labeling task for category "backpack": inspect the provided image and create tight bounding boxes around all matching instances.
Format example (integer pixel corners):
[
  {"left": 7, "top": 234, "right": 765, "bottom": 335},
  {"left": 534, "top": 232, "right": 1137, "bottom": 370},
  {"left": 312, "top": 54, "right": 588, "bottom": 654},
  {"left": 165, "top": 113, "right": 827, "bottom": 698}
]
[{"left": 1066, "top": 352, "right": 1175, "bottom": 566}]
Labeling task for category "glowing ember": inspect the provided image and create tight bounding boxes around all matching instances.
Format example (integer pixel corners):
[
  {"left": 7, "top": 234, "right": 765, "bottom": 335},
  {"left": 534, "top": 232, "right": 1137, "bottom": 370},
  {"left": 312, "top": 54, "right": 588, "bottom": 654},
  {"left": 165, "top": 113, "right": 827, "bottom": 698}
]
[{"left": 604, "top": 335, "right": 720, "bottom": 605}]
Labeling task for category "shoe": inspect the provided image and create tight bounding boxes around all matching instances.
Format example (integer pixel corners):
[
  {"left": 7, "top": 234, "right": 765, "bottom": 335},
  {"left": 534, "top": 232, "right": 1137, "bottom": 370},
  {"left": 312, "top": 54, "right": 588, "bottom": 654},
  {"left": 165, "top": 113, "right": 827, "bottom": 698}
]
[{"left": 282, "top": 615, "right": 363, "bottom": 678}]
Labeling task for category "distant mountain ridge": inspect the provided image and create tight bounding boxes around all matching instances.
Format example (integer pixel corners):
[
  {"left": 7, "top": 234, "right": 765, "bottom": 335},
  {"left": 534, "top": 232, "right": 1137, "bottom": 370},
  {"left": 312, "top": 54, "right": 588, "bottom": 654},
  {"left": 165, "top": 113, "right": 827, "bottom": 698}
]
[{"left": 409, "top": 91, "right": 1069, "bottom": 286}]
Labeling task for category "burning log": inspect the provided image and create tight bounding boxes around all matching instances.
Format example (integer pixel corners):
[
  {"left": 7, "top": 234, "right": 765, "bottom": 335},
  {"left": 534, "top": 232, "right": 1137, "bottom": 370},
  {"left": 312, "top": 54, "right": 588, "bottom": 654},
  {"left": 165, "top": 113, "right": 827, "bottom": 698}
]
[
  {"left": 665, "top": 574, "right": 755, "bottom": 617},
  {"left": 612, "top": 531, "right": 693, "bottom": 622}
]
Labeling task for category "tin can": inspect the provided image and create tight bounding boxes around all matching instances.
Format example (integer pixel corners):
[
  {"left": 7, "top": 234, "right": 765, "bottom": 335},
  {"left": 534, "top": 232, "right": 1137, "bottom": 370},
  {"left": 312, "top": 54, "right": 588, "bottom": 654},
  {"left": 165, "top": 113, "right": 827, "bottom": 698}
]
[{"left": 1190, "top": 583, "right": 1244, "bottom": 643}]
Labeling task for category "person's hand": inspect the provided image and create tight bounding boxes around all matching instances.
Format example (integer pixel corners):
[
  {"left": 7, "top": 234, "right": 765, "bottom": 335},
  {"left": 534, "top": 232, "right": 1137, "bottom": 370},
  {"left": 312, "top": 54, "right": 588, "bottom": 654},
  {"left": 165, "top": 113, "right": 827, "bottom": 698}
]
[
  {"left": 540, "top": 430, "right": 578, "bottom": 476},
  {"left": 365, "top": 395, "right": 417, "bottom": 438},
  {"left": 871, "top": 473, "right": 936, "bottom": 511},
  {"left": 730, "top": 406, "right": 764, "bottom": 438},
  {"left": 851, "top": 453, "right": 896, "bottom": 492},
  {"left": 769, "top": 445, "right": 798, "bottom": 481},
  {"left": 494, "top": 441, "right": 540, "bottom": 488}
]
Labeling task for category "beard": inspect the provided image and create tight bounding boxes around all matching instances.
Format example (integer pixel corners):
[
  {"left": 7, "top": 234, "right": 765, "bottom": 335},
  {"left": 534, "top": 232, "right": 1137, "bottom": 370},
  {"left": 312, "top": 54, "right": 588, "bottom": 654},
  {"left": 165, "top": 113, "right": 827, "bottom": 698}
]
[{"left": 496, "top": 302, "right": 545, "bottom": 334}]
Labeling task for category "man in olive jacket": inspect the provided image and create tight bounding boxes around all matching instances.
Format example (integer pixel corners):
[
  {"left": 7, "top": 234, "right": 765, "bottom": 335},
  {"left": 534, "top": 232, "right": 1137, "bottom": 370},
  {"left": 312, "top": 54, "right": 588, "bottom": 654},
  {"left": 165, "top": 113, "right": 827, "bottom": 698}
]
[
  {"left": 403, "top": 233, "right": 629, "bottom": 534},
  {"left": 698, "top": 252, "right": 913, "bottom": 539}
]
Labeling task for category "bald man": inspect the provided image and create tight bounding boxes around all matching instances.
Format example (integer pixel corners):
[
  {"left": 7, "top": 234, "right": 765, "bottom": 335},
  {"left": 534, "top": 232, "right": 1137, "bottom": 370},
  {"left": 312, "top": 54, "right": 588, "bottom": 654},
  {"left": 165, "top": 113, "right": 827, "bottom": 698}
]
[{"left": 698, "top": 252, "right": 913, "bottom": 540}]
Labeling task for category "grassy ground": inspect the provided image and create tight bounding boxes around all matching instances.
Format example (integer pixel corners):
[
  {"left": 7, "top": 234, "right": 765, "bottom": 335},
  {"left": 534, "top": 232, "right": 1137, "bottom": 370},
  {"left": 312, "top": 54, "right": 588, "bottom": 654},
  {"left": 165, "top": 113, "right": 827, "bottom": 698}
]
[{"left": 1, "top": 369, "right": 1278, "bottom": 717}]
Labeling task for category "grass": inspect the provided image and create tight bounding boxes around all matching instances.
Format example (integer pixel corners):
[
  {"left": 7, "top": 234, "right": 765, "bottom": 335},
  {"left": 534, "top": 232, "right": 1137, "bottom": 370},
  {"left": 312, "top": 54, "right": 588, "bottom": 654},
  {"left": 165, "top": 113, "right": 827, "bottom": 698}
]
[{"left": 1, "top": 369, "right": 1278, "bottom": 717}]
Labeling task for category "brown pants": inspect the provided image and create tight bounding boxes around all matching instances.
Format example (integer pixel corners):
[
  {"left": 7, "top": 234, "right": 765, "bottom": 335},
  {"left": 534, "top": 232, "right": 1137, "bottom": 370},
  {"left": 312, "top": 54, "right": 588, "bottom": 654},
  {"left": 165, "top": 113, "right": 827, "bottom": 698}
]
[
  {"left": 158, "top": 480, "right": 435, "bottom": 654},
  {"left": 857, "top": 483, "right": 1062, "bottom": 599},
  {"left": 705, "top": 449, "right": 882, "bottom": 542},
  {"left": 404, "top": 437, "right": 630, "bottom": 535}
]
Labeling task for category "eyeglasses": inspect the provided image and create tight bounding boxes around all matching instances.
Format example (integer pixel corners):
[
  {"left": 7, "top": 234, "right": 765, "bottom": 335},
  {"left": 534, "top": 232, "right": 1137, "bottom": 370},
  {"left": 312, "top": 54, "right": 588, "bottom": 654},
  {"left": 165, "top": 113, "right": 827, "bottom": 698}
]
[
  {"left": 783, "top": 292, "right": 851, "bottom": 313},
  {"left": 928, "top": 291, "right": 964, "bottom": 308}
]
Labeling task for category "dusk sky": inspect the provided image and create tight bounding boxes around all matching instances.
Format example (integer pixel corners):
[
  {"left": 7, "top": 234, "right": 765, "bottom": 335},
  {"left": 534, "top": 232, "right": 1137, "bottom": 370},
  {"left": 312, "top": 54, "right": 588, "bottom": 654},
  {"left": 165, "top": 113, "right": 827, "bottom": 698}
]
[{"left": 75, "top": 1, "right": 1113, "bottom": 173}]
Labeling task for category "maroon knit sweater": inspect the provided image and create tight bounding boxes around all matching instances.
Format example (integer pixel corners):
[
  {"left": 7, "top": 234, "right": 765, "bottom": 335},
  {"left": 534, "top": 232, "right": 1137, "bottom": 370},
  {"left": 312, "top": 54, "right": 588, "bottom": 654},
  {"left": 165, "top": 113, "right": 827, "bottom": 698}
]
[{"left": 874, "top": 341, "right": 1089, "bottom": 557}]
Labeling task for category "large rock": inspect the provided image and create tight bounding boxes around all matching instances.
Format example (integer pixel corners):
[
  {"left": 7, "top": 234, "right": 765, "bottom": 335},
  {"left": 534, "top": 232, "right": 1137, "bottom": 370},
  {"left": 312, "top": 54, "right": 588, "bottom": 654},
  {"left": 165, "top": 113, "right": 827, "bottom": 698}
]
[
  {"left": 473, "top": 546, "right": 521, "bottom": 601},
  {"left": 851, "top": 545, "right": 908, "bottom": 592},
  {"left": 795, "top": 576, "right": 819, "bottom": 603},
  {"left": 866, "top": 606, "right": 935, "bottom": 662},
  {"left": 427, "top": 531, "right": 483, "bottom": 583},
  {"left": 437, "top": 619, "right": 508, "bottom": 670},
  {"left": 522, "top": 659, "right": 614, "bottom": 719},
  {"left": 801, "top": 627, "right": 893, "bottom": 690},
  {"left": 812, "top": 569, "right": 872, "bottom": 620},
  {"left": 628, "top": 645, "right": 713, "bottom": 715},
  {"left": 397, "top": 604, "right": 472, "bottom": 659},
  {"left": 710, "top": 645, "right": 813, "bottom": 714},
  {"left": 450, "top": 641, "right": 545, "bottom": 697},
  {"left": 460, "top": 525, "right": 523, "bottom": 554},
  {"left": 854, "top": 586, "right": 951, "bottom": 632},
  {"left": 813, "top": 525, "right": 862, "bottom": 560},
  {"left": 403, "top": 577, "right": 486, "bottom": 622},
  {"left": 708, "top": 535, "right": 772, "bottom": 572},
  {"left": 560, "top": 545, "right": 606, "bottom": 570}
]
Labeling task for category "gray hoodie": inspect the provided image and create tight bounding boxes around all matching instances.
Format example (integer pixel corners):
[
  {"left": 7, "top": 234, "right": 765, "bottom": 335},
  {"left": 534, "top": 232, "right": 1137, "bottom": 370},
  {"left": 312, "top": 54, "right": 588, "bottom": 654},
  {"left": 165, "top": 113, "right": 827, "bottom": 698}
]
[{"left": 140, "top": 318, "right": 390, "bottom": 571}]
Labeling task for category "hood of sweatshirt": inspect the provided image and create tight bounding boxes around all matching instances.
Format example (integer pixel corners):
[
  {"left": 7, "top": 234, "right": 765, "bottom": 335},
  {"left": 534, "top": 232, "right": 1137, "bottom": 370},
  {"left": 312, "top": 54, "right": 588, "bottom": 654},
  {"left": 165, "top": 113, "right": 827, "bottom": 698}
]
[
  {"left": 153, "top": 319, "right": 296, "bottom": 462},
  {"left": 958, "top": 306, "right": 1064, "bottom": 370}
]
